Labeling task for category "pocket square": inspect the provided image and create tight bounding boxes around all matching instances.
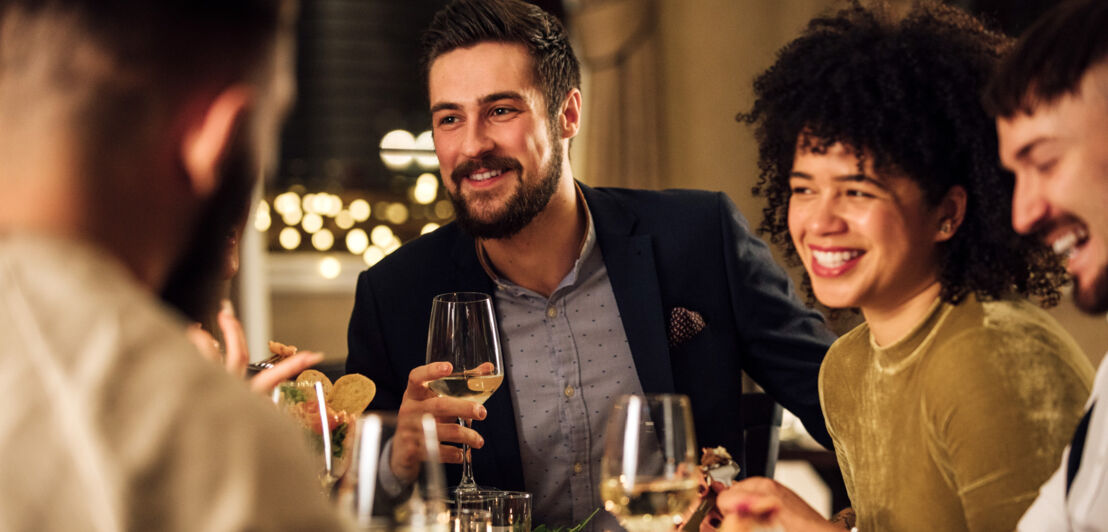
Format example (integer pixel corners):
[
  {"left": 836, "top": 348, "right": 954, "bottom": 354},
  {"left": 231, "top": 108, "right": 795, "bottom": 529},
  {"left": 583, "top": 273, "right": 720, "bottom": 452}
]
[{"left": 667, "top": 307, "right": 706, "bottom": 347}]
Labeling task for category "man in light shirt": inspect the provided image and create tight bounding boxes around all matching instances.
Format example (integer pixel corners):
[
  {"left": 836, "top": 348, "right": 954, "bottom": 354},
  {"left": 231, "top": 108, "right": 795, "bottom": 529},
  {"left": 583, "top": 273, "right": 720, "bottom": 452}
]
[
  {"left": 986, "top": 0, "right": 1108, "bottom": 528},
  {"left": 0, "top": 1, "right": 348, "bottom": 529}
]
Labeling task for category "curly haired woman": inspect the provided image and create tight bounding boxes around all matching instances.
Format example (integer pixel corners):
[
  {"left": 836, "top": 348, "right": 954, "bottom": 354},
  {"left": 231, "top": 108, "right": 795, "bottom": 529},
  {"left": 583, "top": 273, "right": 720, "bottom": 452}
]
[{"left": 717, "top": 2, "right": 1094, "bottom": 531}]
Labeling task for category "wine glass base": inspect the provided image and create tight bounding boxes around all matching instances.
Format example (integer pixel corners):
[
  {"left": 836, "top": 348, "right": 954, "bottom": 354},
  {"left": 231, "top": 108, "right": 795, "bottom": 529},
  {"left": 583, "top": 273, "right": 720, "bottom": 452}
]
[{"left": 448, "top": 484, "right": 502, "bottom": 502}]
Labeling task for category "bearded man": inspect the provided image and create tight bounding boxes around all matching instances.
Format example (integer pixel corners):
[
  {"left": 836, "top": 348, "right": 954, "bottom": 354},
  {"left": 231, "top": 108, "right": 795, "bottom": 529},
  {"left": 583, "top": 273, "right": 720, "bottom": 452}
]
[
  {"left": 0, "top": 1, "right": 348, "bottom": 529},
  {"left": 344, "top": 2, "right": 834, "bottom": 530}
]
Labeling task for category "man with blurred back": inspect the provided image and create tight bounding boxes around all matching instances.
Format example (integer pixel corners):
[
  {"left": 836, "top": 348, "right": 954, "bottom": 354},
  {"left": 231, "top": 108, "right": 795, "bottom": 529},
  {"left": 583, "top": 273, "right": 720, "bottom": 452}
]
[
  {"left": 0, "top": 1, "right": 347, "bottom": 529},
  {"left": 985, "top": 0, "right": 1108, "bottom": 528}
]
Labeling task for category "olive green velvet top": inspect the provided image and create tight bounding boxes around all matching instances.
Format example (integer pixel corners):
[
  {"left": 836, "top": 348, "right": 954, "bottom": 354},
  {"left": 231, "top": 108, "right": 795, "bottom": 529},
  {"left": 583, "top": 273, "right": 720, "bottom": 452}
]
[{"left": 820, "top": 295, "right": 1094, "bottom": 531}]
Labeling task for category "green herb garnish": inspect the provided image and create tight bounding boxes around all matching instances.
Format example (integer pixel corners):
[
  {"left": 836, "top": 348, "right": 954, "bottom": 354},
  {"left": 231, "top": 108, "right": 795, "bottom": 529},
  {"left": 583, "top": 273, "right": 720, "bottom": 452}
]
[
  {"left": 279, "top": 383, "right": 308, "bottom": 403},
  {"left": 533, "top": 507, "right": 600, "bottom": 532}
]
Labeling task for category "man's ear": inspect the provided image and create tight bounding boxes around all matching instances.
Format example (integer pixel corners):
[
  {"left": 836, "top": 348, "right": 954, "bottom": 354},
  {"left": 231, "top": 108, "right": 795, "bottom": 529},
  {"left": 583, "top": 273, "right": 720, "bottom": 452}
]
[
  {"left": 180, "top": 85, "right": 254, "bottom": 198},
  {"left": 559, "top": 88, "right": 582, "bottom": 140}
]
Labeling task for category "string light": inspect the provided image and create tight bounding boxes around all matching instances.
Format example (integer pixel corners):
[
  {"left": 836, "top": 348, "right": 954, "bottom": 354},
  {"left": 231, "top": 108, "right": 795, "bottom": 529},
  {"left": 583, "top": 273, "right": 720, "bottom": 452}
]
[
  {"left": 414, "top": 130, "right": 438, "bottom": 170},
  {"left": 279, "top": 227, "right": 301, "bottom": 250},
  {"left": 370, "top": 225, "right": 394, "bottom": 247},
  {"left": 311, "top": 228, "right": 334, "bottom": 251},
  {"left": 302, "top": 213, "right": 324, "bottom": 234},
  {"left": 335, "top": 209, "right": 355, "bottom": 229},
  {"left": 379, "top": 129, "right": 416, "bottom": 170},
  {"left": 349, "top": 199, "right": 371, "bottom": 222},
  {"left": 346, "top": 228, "right": 369, "bottom": 254},
  {"left": 413, "top": 173, "right": 439, "bottom": 204},
  {"left": 363, "top": 246, "right": 385, "bottom": 267},
  {"left": 319, "top": 256, "right": 341, "bottom": 279},
  {"left": 385, "top": 203, "right": 410, "bottom": 224},
  {"left": 254, "top": 200, "right": 272, "bottom": 232}
]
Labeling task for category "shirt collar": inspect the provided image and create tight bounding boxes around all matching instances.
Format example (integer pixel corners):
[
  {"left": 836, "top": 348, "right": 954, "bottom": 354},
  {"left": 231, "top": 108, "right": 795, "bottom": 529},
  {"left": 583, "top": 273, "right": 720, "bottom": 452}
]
[{"left": 476, "top": 183, "right": 597, "bottom": 294}]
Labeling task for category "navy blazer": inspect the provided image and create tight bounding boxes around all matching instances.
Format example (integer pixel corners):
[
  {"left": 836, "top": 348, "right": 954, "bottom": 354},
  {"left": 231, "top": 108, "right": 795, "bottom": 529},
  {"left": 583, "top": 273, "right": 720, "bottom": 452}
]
[{"left": 346, "top": 184, "right": 835, "bottom": 490}]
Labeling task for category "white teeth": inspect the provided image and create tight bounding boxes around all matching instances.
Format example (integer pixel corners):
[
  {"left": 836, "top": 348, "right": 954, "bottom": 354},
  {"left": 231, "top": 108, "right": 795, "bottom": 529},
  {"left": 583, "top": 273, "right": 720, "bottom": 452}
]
[
  {"left": 469, "top": 169, "right": 503, "bottom": 182},
  {"left": 1051, "top": 227, "right": 1088, "bottom": 257},
  {"left": 811, "top": 249, "right": 863, "bottom": 268}
]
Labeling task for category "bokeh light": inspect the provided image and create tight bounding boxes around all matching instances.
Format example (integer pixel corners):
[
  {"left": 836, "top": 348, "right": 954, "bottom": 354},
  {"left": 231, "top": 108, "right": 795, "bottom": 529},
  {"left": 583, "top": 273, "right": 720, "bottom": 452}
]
[
  {"left": 302, "top": 213, "right": 324, "bottom": 234},
  {"left": 346, "top": 228, "right": 369, "bottom": 254},
  {"left": 279, "top": 227, "right": 301, "bottom": 250},
  {"left": 370, "top": 225, "right": 394, "bottom": 248},
  {"left": 349, "top": 199, "right": 371, "bottom": 222},
  {"left": 319, "top": 256, "right": 341, "bottom": 279},
  {"left": 413, "top": 173, "right": 439, "bottom": 204},
  {"left": 311, "top": 228, "right": 334, "bottom": 251},
  {"left": 380, "top": 129, "right": 416, "bottom": 170},
  {"left": 363, "top": 246, "right": 386, "bottom": 267},
  {"left": 385, "top": 203, "right": 410, "bottom": 225},
  {"left": 335, "top": 209, "right": 355, "bottom": 230}
]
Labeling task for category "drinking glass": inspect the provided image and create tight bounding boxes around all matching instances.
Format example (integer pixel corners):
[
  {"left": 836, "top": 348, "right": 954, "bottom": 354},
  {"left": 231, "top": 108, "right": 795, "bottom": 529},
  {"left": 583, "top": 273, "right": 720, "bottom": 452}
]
[
  {"left": 451, "top": 509, "right": 492, "bottom": 532},
  {"left": 425, "top": 292, "right": 504, "bottom": 493},
  {"left": 273, "top": 380, "right": 352, "bottom": 492},
  {"left": 490, "top": 491, "right": 531, "bottom": 532},
  {"left": 335, "top": 412, "right": 450, "bottom": 531},
  {"left": 600, "top": 394, "right": 700, "bottom": 532}
]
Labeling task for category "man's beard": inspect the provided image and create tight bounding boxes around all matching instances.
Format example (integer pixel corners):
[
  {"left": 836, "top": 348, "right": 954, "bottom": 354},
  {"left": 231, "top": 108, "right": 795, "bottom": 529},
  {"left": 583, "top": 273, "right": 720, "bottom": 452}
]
[
  {"left": 1073, "top": 270, "right": 1108, "bottom": 314},
  {"left": 159, "top": 137, "right": 255, "bottom": 323},
  {"left": 448, "top": 140, "right": 562, "bottom": 240}
]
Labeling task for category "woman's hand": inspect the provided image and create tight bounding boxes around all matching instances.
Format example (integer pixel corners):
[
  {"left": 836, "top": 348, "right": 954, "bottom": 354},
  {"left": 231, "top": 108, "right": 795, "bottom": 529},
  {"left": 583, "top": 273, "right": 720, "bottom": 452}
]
[
  {"left": 187, "top": 300, "right": 324, "bottom": 394},
  {"left": 716, "top": 477, "right": 846, "bottom": 532}
]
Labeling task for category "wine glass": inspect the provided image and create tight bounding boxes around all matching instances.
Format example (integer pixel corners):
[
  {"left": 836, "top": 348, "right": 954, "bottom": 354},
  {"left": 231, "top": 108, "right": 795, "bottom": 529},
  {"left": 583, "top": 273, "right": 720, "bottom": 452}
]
[
  {"left": 425, "top": 292, "right": 504, "bottom": 494},
  {"left": 600, "top": 394, "right": 700, "bottom": 532}
]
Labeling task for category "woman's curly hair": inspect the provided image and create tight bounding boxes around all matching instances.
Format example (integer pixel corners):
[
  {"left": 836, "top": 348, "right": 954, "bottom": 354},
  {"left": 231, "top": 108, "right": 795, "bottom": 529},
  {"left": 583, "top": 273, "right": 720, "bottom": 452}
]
[{"left": 739, "top": 1, "right": 1067, "bottom": 307}]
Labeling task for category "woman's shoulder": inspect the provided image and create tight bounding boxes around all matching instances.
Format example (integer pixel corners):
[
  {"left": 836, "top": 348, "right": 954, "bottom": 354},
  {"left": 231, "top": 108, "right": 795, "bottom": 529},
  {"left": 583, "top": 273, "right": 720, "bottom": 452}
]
[
  {"left": 922, "top": 297, "right": 1093, "bottom": 388},
  {"left": 820, "top": 321, "right": 873, "bottom": 374}
]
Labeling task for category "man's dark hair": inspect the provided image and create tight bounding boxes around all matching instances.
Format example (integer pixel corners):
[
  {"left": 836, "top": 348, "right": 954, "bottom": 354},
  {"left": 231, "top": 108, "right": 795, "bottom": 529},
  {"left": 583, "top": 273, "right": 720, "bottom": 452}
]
[
  {"left": 0, "top": 0, "right": 289, "bottom": 155},
  {"left": 0, "top": 0, "right": 291, "bottom": 322},
  {"left": 740, "top": 1, "right": 1067, "bottom": 307},
  {"left": 984, "top": 0, "right": 1108, "bottom": 118},
  {"left": 421, "top": 0, "right": 581, "bottom": 120}
]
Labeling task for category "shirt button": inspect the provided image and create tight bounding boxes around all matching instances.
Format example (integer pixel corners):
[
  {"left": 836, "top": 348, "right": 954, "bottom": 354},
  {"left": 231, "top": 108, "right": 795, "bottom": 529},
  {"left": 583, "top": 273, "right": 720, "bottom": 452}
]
[
  {"left": 574, "top": 462, "right": 584, "bottom": 474},
  {"left": 546, "top": 306, "right": 558, "bottom": 318},
  {"left": 564, "top": 385, "right": 575, "bottom": 398}
]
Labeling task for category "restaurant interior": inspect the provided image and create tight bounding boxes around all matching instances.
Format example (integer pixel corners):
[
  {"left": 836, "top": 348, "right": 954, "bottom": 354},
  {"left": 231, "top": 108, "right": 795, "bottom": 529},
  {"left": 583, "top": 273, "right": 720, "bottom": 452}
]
[{"left": 224, "top": 0, "right": 1106, "bottom": 519}]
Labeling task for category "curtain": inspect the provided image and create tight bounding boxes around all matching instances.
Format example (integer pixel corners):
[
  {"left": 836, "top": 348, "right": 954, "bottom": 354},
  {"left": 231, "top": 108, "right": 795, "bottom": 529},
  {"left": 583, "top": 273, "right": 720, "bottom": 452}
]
[{"left": 572, "top": 0, "right": 665, "bottom": 189}]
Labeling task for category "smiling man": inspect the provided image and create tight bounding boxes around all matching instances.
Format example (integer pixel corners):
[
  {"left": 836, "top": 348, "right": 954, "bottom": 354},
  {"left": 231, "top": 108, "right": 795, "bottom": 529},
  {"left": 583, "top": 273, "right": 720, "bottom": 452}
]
[
  {"left": 344, "top": 0, "right": 835, "bottom": 529},
  {"left": 985, "top": 0, "right": 1108, "bottom": 528}
]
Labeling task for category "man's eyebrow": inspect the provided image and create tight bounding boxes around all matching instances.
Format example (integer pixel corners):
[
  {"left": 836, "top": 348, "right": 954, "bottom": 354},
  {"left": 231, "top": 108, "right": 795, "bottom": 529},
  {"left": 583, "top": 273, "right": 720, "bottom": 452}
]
[
  {"left": 479, "top": 91, "right": 526, "bottom": 105},
  {"left": 430, "top": 91, "right": 527, "bottom": 115},
  {"left": 429, "top": 102, "right": 461, "bottom": 114},
  {"left": 1014, "top": 137, "right": 1050, "bottom": 162}
]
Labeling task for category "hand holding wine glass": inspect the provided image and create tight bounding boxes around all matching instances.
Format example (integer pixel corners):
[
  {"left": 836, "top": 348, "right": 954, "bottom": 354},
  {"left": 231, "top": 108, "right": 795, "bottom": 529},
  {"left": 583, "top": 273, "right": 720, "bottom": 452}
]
[
  {"left": 424, "top": 292, "right": 504, "bottom": 493},
  {"left": 601, "top": 394, "right": 700, "bottom": 532}
]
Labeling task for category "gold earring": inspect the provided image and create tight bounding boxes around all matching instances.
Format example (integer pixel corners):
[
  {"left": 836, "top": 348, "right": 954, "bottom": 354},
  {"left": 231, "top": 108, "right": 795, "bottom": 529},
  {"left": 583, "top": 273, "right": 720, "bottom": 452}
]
[{"left": 940, "top": 220, "right": 952, "bottom": 234}]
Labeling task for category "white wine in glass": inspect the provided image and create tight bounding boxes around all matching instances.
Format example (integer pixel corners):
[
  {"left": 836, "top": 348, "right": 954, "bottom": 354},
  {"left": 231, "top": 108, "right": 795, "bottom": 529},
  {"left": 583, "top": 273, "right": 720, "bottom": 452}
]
[
  {"left": 600, "top": 394, "right": 699, "bottom": 532},
  {"left": 425, "top": 292, "right": 504, "bottom": 494}
]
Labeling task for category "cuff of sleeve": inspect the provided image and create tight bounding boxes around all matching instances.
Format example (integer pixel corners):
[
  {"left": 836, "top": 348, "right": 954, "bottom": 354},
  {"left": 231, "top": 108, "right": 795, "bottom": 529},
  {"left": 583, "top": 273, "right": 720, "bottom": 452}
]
[{"left": 377, "top": 437, "right": 410, "bottom": 498}]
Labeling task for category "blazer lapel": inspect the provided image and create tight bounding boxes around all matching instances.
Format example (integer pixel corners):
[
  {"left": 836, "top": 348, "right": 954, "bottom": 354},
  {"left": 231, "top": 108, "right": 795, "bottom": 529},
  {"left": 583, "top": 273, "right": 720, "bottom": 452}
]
[
  {"left": 581, "top": 184, "right": 675, "bottom": 394},
  {"left": 450, "top": 233, "right": 526, "bottom": 490}
]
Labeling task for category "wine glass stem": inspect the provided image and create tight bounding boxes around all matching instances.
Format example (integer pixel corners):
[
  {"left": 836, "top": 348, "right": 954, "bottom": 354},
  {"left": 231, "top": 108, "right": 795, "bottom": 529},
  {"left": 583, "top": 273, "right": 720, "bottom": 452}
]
[{"left": 458, "top": 417, "right": 477, "bottom": 491}]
